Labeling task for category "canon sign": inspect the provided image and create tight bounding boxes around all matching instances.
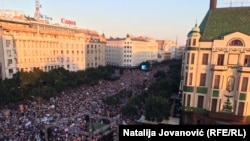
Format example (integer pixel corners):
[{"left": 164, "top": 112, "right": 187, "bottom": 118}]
[{"left": 61, "top": 18, "right": 76, "bottom": 25}]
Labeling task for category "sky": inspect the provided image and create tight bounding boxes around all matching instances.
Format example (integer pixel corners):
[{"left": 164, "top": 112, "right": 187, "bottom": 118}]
[{"left": 1, "top": 0, "right": 250, "bottom": 46}]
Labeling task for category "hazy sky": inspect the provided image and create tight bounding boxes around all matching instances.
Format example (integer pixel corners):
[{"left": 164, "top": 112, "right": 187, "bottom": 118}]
[{"left": 2, "top": 0, "right": 249, "bottom": 45}]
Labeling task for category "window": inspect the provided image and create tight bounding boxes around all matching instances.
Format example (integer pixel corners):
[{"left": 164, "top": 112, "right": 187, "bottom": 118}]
[
  {"left": 191, "top": 53, "right": 195, "bottom": 64},
  {"left": 217, "top": 54, "right": 224, "bottom": 65},
  {"left": 188, "top": 73, "right": 193, "bottom": 85},
  {"left": 185, "top": 72, "right": 188, "bottom": 85},
  {"left": 199, "top": 73, "right": 206, "bottom": 86},
  {"left": 197, "top": 96, "right": 204, "bottom": 108},
  {"left": 238, "top": 102, "right": 245, "bottom": 116},
  {"left": 244, "top": 55, "right": 250, "bottom": 67},
  {"left": 241, "top": 77, "right": 248, "bottom": 92},
  {"left": 6, "top": 40, "right": 10, "bottom": 47},
  {"left": 229, "top": 39, "right": 243, "bottom": 46},
  {"left": 202, "top": 53, "right": 209, "bottom": 65},
  {"left": 187, "top": 94, "right": 191, "bottom": 107},
  {"left": 188, "top": 39, "right": 191, "bottom": 46},
  {"left": 6, "top": 40, "right": 11, "bottom": 45},
  {"left": 186, "top": 53, "right": 190, "bottom": 64},
  {"left": 211, "top": 99, "right": 218, "bottom": 112},
  {"left": 183, "top": 93, "right": 186, "bottom": 106},
  {"left": 7, "top": 50, "right": 11, "bottom": 56},
  {"left": 213, "top": 75, "right": 220, "bottom": 89},
  {"left": 9, "top": 69, "right": 13, "bottom": 74},
  {"left": 7, "top": 59, "right": 12, "bottom": 65},
  {"left": 192, "top": 39, "right": 196, "bottom": 46}
]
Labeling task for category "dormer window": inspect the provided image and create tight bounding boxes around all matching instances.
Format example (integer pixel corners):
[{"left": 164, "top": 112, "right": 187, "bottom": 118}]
[{"left": 229, "top": 39, "right": 243, "bottom": 46}]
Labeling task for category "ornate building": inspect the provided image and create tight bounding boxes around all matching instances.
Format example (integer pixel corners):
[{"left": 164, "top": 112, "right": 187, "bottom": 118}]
[{"left": 179, "top": 0, "right": 250, "bottom": 124}]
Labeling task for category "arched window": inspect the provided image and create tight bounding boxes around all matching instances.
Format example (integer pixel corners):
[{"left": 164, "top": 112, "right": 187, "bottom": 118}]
[{"left": 229, "top": 39, "right": 243, "bottom": 46}]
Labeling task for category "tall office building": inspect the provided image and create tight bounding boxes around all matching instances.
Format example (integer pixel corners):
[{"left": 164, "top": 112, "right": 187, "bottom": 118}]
[{"left": 179, "top": 0, "right": 250, "bottom": 124}]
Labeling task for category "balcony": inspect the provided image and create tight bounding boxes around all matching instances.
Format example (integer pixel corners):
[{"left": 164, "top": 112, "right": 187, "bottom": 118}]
[{"left": 210, "top": 64, "right": 228, "bottom": 71}]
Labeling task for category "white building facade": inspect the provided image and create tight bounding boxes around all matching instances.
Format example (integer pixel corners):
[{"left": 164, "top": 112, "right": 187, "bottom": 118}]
[{"left": 106, "top": 35, "right": 158, "bottom": 67}]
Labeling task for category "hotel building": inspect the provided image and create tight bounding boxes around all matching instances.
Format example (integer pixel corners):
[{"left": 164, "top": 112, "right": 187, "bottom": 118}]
[
  {"left": 0, "top": 4, "right": 106, "bottom": 80},
  {"left": 106, "top": 34, "right": 158, "bottom": 67},
  {"left": 179, "top": 0, "right": 250, "bottom": 124}
]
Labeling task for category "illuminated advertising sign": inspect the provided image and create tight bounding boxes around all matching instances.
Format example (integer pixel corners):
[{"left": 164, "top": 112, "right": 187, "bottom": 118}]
[{"left": 61, "top": 18, "right": 76, "bottom": 25}]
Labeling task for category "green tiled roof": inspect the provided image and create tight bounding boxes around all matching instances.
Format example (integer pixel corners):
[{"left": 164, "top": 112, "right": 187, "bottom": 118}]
[{"left": 199, "top": 7, "right": 250, "bottom": 40}]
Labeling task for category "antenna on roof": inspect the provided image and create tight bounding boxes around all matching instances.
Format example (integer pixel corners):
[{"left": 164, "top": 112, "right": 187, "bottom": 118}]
[{"left": 34, "top": 0, "right": 42, "bottom": 20}]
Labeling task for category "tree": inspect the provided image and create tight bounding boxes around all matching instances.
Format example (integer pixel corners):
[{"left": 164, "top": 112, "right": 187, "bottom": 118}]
[{"left": 145, "top": 97, "right": 170, "bottom": 122}]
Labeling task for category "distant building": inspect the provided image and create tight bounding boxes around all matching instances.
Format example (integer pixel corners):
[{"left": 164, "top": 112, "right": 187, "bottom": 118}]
[
  {"left": 179, "top": 0, "right": 250, "bottom": 124},
  {"left": 106, "top": 34, "right": 158, "bottom": 67},
  {"left": 157, "top": 39, "right": 181, "bottom": 61},
  {"left": 86, "top": 32, "right": 106, "bottom": 69},
  {"left": 156, "top": 40, "right": 171, "bottom": 61}
]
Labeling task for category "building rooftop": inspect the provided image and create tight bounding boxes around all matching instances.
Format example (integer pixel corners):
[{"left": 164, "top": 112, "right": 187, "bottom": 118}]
[{"left": 199, "top": 7, "right": 250, "bottom": 41}]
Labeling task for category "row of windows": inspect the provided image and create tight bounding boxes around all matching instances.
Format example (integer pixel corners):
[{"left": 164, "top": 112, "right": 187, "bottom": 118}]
[
  {"left": 183, "top": 93, "right": 245, "bottom": 116},
  {"left": 124, "top": 59, "right": 131, "bottom": 62},
  {"left": 185, "top": 72, "right": 249, "bottom": 92},
  {"left": 87, "top": 44, "right": 101, "bottom": 48},
  {"left": 15, "top": 50, "right": 85, "bottom": 56},
  {"left": 124, "top": 46, "right": 132, "bottom": 48},
  {"left": 87, "top": 50, "right": 102, "bottom": 54},
  {"left": 9, "top": 56, "right": 85, "bottom": 64},
  {"left": 124, "top": 42, "right": 132, "bottom": 44},
  {"left": 16, "top": 65, "right": 66, "bottom": 72},
  {"left": 186, "top": 53, "right": 250, "bottom": 67},
  {"left": 87, "top": 62, "right": 98, "bottom": 67},
  {"left": 124, "top": 50, "right": 132, "bottom": 53},
  {"left": 213, "top": 75, "right": 249, "bottom": 92},
  {"left": 187, "top": 38, "right": 197, "bottom": 47},
  {"left": 185, "top": 73, "right": 206, "bottom": 86},
  {"left": 187, "top": 39, "right": 244, "bottom": 47},
  {"left": 13, "top": 40, "right": 84, "bottom": 50},
  {"left": 124, "top": 55, "right": 132, "bottom": 57},
  {"left": 183, "top": 94, "right": 203, "bottom": 108}
]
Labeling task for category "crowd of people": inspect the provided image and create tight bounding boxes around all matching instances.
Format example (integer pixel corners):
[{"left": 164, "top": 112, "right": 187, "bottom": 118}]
[{"left": 0, "top": 65, "right": 169, "bottom": 141}]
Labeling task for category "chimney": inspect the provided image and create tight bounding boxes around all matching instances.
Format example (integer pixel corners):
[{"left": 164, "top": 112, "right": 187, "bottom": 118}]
[{"left": 210, "top": 0, "right": 217, "bottom": 9}]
